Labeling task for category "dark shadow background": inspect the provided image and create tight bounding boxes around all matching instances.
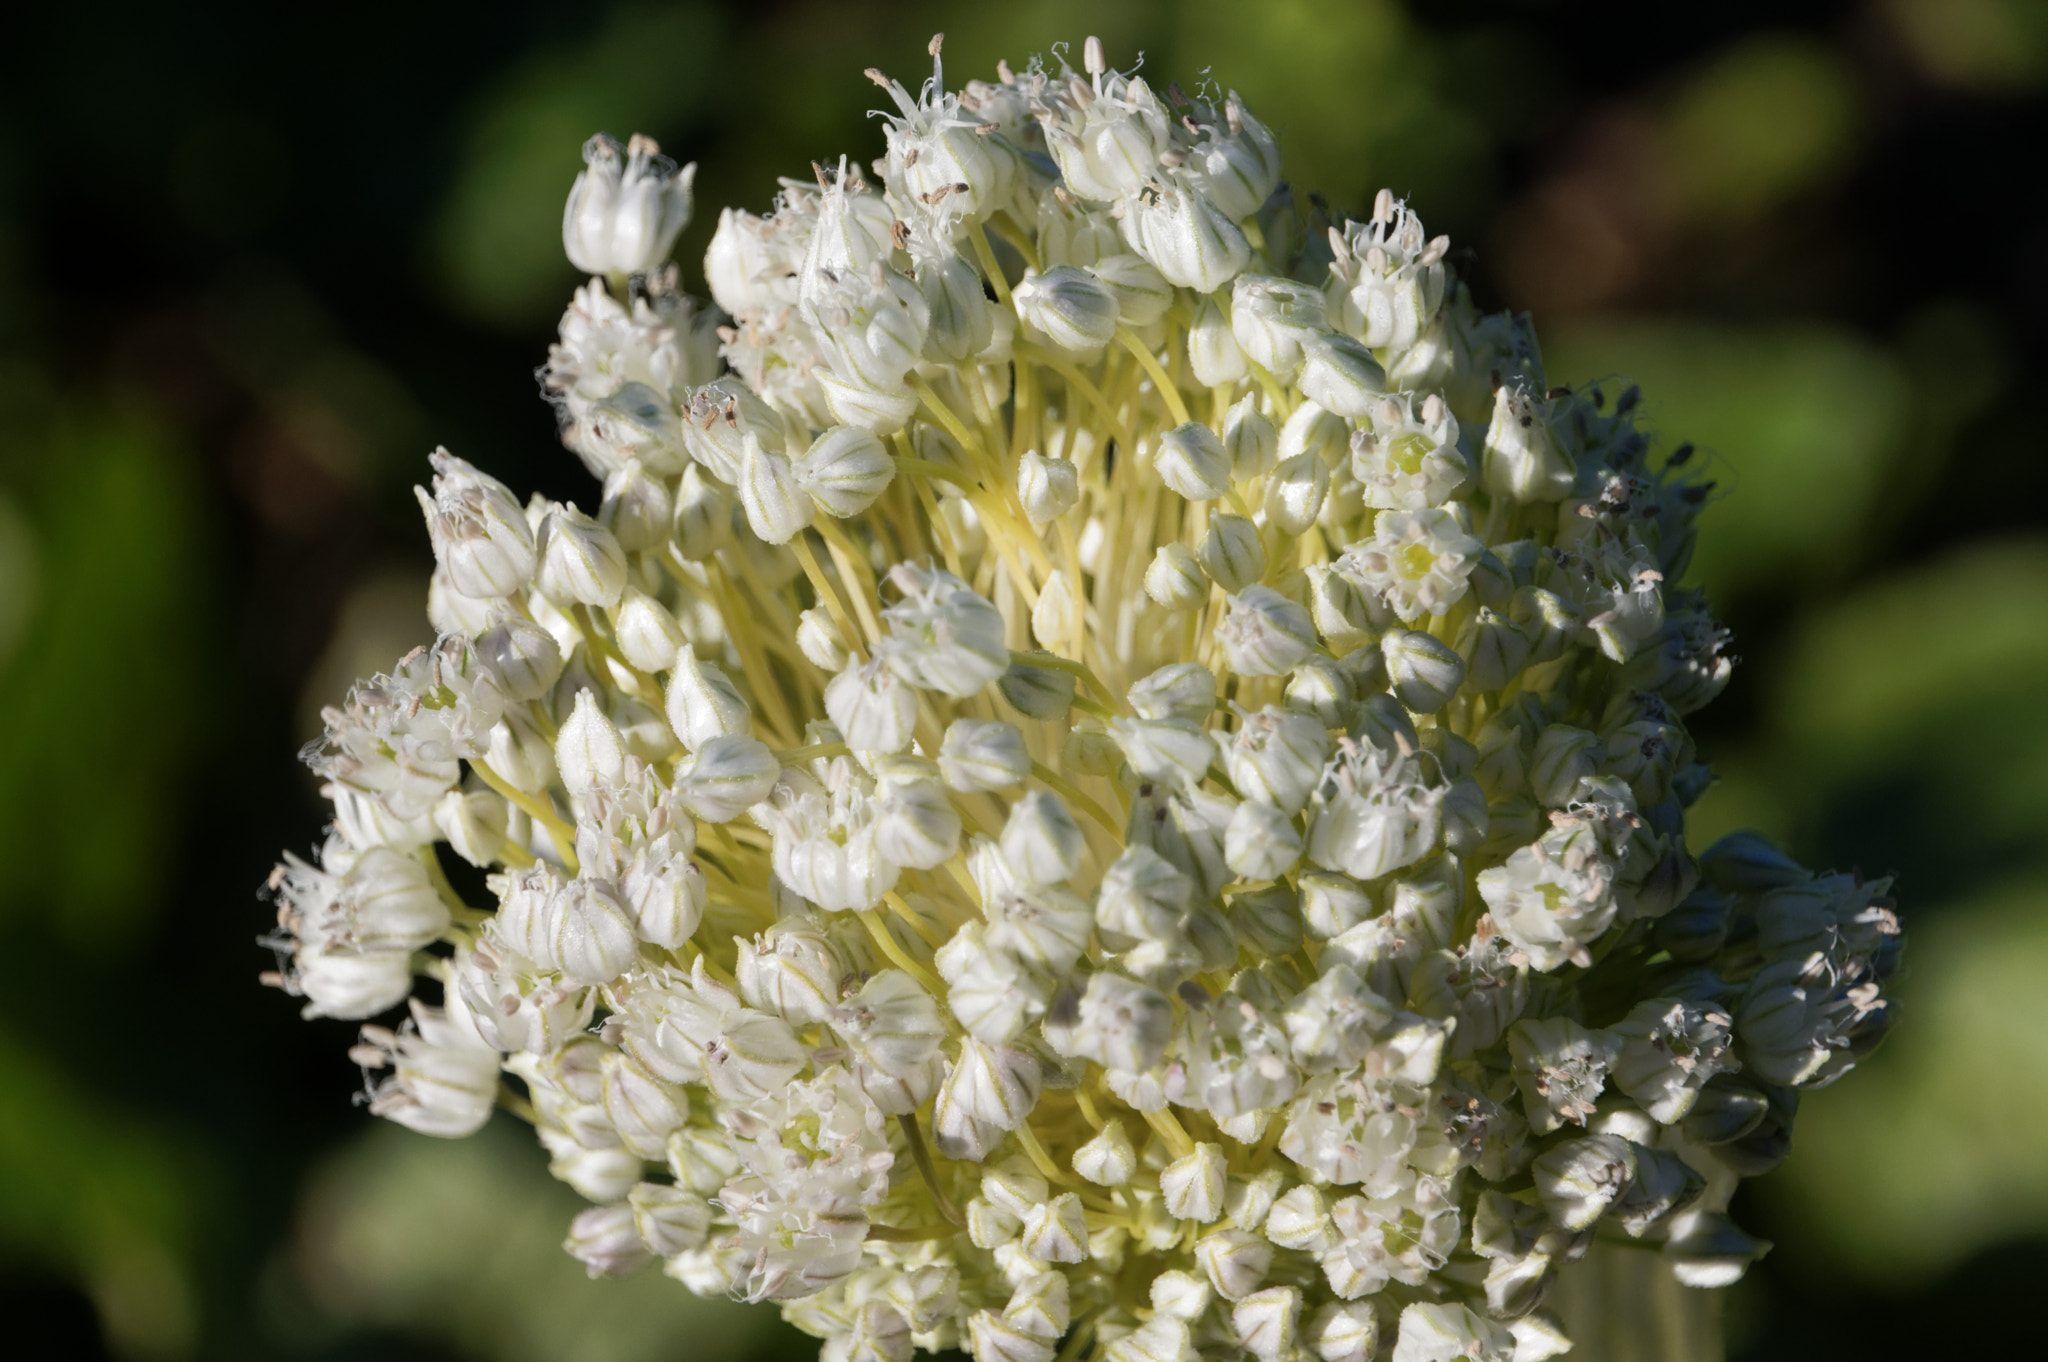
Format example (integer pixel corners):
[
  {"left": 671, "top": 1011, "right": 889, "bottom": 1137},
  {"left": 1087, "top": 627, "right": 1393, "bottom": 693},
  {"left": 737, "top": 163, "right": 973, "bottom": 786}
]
[{"left": 1, "top": 0, "right": 2044, "bottom": 1358}]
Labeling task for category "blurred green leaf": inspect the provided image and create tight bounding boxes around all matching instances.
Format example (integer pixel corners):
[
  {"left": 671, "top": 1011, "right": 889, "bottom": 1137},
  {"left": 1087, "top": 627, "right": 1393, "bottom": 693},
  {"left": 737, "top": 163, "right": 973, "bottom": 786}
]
[
  {"left": 0, "top": 413, "right": 209, "bottom": 945},
  {"left": 1882, "top": 0, "right": 2048, "bottom": 91},
  {"left": 1765, "top": 880, "right": 2048, "bottom": 1281},
  {"left": 289, "top": 1121, "right": 793, "bottom": 1362},
  {"left": 1545, "top": 320, "right": 1906, "bottom": 603},
  {"left": 0, "top": 1025, "right": 198, "bottom": 1358},
  {"left": 1659, "top": 37, "right": 1859, "bottom": 226},
  {"left": 1691, "top": 539, "right": 2048, "bottom": 888}
]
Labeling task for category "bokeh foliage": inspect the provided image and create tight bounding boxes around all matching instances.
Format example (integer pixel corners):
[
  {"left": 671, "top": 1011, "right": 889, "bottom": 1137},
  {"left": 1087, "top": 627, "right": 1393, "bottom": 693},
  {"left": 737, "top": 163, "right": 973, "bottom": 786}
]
[{"left": 0, "top": 0, "right": 2043, "bottom": 1358}]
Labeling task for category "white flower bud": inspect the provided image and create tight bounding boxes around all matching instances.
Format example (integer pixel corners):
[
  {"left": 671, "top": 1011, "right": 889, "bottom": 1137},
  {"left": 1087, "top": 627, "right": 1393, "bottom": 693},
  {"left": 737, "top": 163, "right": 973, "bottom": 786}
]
[
  {"left": 1031, "top": 568, "right": 1079, "bottom": 647},
  {"left": 797, "top": 606, "right": 851, "bottom": 671},
  {"left": 1219, "top": 586, "right": 1317, "bottom": 677},
  {"left": 1046, "top": 971, "right": 1174, "bottom": 1074},
  {"left": 666, "top": 650, "right": 751, "bottom": 751},
  {"left": 1003, "top": 1270, "right": 1070, "bottom": 1342},
  {"left": 1160, "top": 1142, "right": 1228, "bottom": 1222},
  {"left": 1188, "top": 294, "right": 1248, "bottom": 386},
  {"left": 671, "top": 464, "right": 731, "bottom": 561},
  {"left": 1482, "top": 385, "right": 1575, "bottom": 504},
  {"left": 1089, "top": 253, "right": 1173, "bottom": 326},
  {"left": 737, "top": 922, "right": 848, "bottom": 1024},
  {"left": 435, "top": 788, "right": 510, "bottom": 868},
  {"left": 738, "top": 433, "right": 813, "bottom": 545},
  {"left": 919, "top": 252, "right": 996, "bottom": 363},
  {"left": 1154, "top": 422, "right": 1231, "bottom": 501},
  {"left": 536, "top": 504, "right": 628, "bottom": 608},
  {"left": 622, "top": 855, "right": 705, "bottom": 948},
  {"left": 873, "top": 763, "right": 962, "bottom": 869},
  {"left": 563, "top": 133, "right": 693, "bottom": 277},
  {"left": 1110, "top": 717, "right": 1215, "bottom": 790},
  {"left": 416, "top": 450, "right": 537, "bottom": 599},
  {"left": 473, "top": 616, "right": 563, "bottom": 704},
  {"left": 1307, "top": 1302, "right": 1378, "bottom": 1362},
  {"left": 547, "top": 877, "right": 640, "bottom": 984},
  {"left": 1265, "top": 453, "right": 1329, "bottom": 535},
  {"left": 1128, "top": 663, "right": 1217, "bottom": 723},
  {"left": 1146, "top": 543, "right": 1211, "bottom": 612},
  {"left": 1299, "top": 333, "right": 1386, "bottom": 418},
  {"left": 797, "top": 425, "right": 896, "bottom": 518},
  {"left": 931, "top": 1040, "right": 1042, "bottom": 1160},
  {"left": 1221, "top": 706, "right": 1329, "bottom": 814},
  {"left": 1017, "top": 451, "right": 1080, "bottom": 526},
  {"left": 1012, "top": 266, "right": 1120, "bottom": 356},
  {"left": 601, "top": 1051, "right": 688, "bottom": 1158},
  {"left": 487, "top": 710, "right": 557, "bottom": 794},
  {"left": 1266, "top": 1184, "right": 1337, "bottom": 1252},
  {"left": 1149, "top": 1269, "right": 1210, "bottom": 1321},
  {"left": 1226, "top": 800, "right": 1302, "bottom": 880},
  {"left": 826, "top": 657, "right": 917, "bottom": 754},
  {"left": 1198, "top": 513, "right": 1265, "bottom": 593},
  {"left": 598, "top": 459, "right": 673, "bottom": 554},
  {"left": 630, "top": 1182, "right": 712, "bottom": 1257},
  {"left": 675, "top": 734, "right": 778, "bottom": 822},
  {"left": 1381, "top": 629, "right": 1466, "bottom": 713},
  {"left": 614, "top": 585, "right": 684, "bottom": 672},
  {"left": 969, "top": 1312, "right": 1054, "bottom": 1362},
  {"left": 1460, "top": 606, "right": 1530, "bottom": 692},
  {"left": 565, "top": 1201, "right": 654, "bottom": 1279},
  {"left": 1530, "top": 725, "right": 1602, "bottom": 808},
  {"left": 1123, "top": 180, "right": 1251, "bottom": 292},
  {"left": 1000, "top": 791, "right": 1085, "bottom": 885},
  {"left": 1278, "top": 401, "right": 1350, "bottom": 468},
  {"left": 1392, "top": 1303, "right": 1515, "bottom": 1362},
  {"left": 940, "top": 719, "right": 1030, "bottom": 792},
  {"left": 1532, "top": 1132, "right": 1636, "bottom": 1232},
  {"left": 999, "top": 653, "right": 1077, "bottom": 719},
  {"left": 701, "top": 1009, "right": 805, "bottom": 1103},
  {"left": 1230, "top": 275, "right": 1325, "bottom": 379},
  {"left": 1216, "top": 395, "right": 1279, "bottom": 480},
  {"left": 1196, "top": 1227, "right": 1272, "bottom": 1300},
  {"left": 557, "top": 688, "right": 626, "bottom": 796},
  {"left": 1234, "top": 1285, "right": 1302, "bottom": 1359},
  {"left": 1073, "top": 1118, "right": 1138, "bottom": 1186},
  {"left": 1662, "top": 1208, "right": 1772, "bottom": 1288},
  {"left": 1019, "top": 1193, "right": 1090, "bottom": 1263}
]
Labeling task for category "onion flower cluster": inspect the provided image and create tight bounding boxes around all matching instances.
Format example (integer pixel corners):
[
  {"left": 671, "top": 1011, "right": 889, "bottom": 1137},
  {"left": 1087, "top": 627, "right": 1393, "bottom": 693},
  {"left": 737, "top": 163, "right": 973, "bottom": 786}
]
[{"left": 265, "top": 34, "right": 1903, "bottom": 1362}]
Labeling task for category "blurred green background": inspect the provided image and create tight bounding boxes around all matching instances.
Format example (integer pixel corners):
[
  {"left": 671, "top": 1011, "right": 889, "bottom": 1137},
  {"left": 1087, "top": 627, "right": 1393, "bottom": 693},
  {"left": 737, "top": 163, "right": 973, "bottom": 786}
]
[{"left": 1, "top": 0, "right": 2044, "bottom": 1357}]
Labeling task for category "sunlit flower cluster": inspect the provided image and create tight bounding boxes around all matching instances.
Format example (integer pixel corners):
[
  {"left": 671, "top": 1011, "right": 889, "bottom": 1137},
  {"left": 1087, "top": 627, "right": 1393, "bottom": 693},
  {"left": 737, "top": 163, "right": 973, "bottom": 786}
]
[{"left": 267, "top": 34, "right": 1902, "bottom": 1362}]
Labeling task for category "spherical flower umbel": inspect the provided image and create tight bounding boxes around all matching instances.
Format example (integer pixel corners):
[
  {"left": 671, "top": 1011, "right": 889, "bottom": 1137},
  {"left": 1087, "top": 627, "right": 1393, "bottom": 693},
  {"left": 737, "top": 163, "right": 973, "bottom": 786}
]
[{"left": 267, "top": 33, "right": 1904, "bottom": 1362}]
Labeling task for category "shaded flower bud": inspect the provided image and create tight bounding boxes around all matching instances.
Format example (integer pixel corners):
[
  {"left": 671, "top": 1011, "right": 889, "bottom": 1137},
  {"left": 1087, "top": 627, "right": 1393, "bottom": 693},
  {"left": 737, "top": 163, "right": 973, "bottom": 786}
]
[
  {"left": 796, "top": 606, "right": 851, "bottom": 671},
  {"left": 1013, "top": 266, "right": 1120, "bottom": 355},
  {"left": 565, "top": 1201, "right": 654, "bottom": 1279},
  {"left": 667, "top": 650, "right": 752, "bottom": 751},
  {"left": 675, "top": 735, "right": 779, "bottom": 822},
  {"left": 1220, "top": 394, "right": 1279, "bottom": 480},
  {"left": 797, "top": 425, "right": 896, "bottom": 518},
  {"left": 1017, "top": 451, "right": 1080, "bottom": 526},
  {"left": 614, "top": 586, "right": 684, "bottom": 672},
  {"left": 1001, "top": 791, "right": 1085, "bottom": 885},
  {"left": 739, "top": 434, "right": 814, "bottom": 544},
  {"left": 670, "top": 464, "right": 732, "bottom": 561},
  {"left": 1188, "top": 294, "right": 1248, "bottom": 386},
  {"left": 1198, "top": 513, "right": 1266, "bottom": 593},
  {"left": 1155, "top": 422, "right": 1232, "bottom": 501},
  {"left": 1381, "top": 629, "right": 1466, "bottom": 713},
  {"left": 557, "top": 688, "right": 626, "bottom": 796},
  {"left": 826, "top": 657, "right": 917, "bottom": 753},
  {"left": 1146, "top": 544, "right": 1211, "bottom": 612},
  {"left": 939, "top": 718, "right": 1030, "bottom": 792},
  {"left": 1220, "top": 587, "right": 1317, "bottom": 676},
  {"left": 536, "top": 504, "right": 628, "bottom": 607}
]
